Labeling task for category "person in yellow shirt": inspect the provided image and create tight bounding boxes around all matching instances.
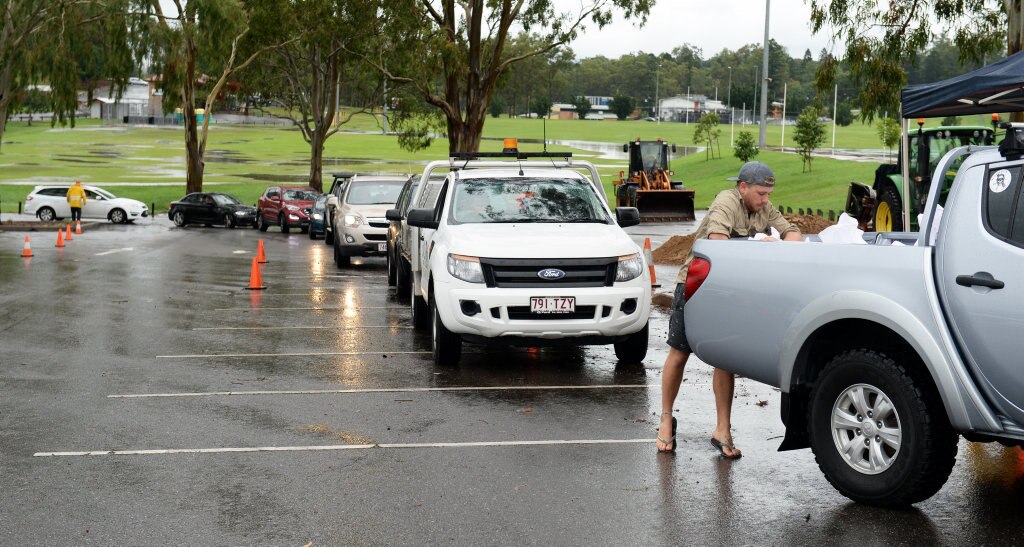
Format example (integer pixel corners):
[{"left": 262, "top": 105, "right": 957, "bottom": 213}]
[{"left": 66, "top": 180, "right": 87, "bottom": 222}]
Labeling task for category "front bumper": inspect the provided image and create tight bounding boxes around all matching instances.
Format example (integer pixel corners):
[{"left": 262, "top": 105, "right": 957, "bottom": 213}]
[
  {"left": 130, "top": 209, "right": 149, "bottom": 219},
  {"left": 337, "top": 223, "right": 387, "bottom": 256},
  {"left": 434, "top": 284, "right": 650, "bottom": 340}
]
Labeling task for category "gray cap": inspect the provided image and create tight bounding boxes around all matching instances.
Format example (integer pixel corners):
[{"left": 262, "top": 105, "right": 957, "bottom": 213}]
[{"left": 728, "top": 161, "right": 775, "bottom": 187}]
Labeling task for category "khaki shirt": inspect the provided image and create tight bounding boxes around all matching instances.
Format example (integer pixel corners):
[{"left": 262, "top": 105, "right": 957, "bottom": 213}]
[{"left": 675, "top": 187, "right": 797, "bottom": 283}]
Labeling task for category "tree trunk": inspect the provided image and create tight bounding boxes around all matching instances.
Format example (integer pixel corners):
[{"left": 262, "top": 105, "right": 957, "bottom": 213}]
[
  {"left": 182, "top": 44, "right": 204, "bottom": 194},
  {"left": 308, "top": 130, "right": 325, "bottom": 192},
  {"left": 0, "top": 100, "right": 8, "bottom": 152}
]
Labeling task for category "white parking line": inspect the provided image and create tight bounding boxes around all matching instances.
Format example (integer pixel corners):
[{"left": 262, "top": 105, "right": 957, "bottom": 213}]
[
  {"left": 156, "top": 350, "right": 432, "bottom": 358},
  {"left": 108, "top": 384, "right": 660, "bottom": 398},
  {"left": 34, "top": 438, "right": 652, "bottom": 457},
  {"left": 214, "top": 306, "right": 402, "bottom": 311},
  {"left": 192, "top": 325, "right": 412, "bottom": 331},
  {"left": 94, "top": 247, "right": 134, "bottom": 256}
]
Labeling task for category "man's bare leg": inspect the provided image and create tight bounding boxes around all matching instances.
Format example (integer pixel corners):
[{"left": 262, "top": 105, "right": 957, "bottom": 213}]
[
  {"left": 657, "top": 347, "right": 688, "bottom": 451},
  {"left": 711, "top": 368, "right": 741, "bottom": 458}
]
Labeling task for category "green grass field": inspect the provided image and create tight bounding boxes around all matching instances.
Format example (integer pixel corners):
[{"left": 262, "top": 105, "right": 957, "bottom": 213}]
[{"left": 0, "top": 115, "right": 883, "bottom": 215}]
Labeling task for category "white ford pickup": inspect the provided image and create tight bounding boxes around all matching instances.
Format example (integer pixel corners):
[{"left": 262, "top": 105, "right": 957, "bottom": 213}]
[{"left": 402, "top": 153, "right": 651, "bottom": 366}]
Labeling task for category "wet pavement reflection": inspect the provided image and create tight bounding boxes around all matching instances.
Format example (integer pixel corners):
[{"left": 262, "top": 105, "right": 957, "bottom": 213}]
[{"left": 1, "top": 221, "right": 1022, "bottom": 544}]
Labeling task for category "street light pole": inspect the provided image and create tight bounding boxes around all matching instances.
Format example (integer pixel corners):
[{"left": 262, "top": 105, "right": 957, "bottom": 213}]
[
  {"left": 758, "top": 0, "right": 771, "bottom": 149},
  {"left": 655, "top": 64, "right": 660, "bottom": 124}
]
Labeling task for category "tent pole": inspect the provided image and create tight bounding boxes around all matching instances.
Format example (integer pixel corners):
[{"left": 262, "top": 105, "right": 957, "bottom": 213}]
[{"left": 901, "top": 114, "right": 911, "bottom": 231}]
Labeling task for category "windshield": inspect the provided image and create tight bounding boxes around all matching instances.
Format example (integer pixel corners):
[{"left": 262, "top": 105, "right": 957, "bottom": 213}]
[
  {"left": 93, "top": 188, "right": 117, "bottom": 199},
  {"left": 314, "top": 195, "right": 327, "bottom": 208},
  {"left": 450, "top": 178, "right": 610, "bottom": 224},
  {"left": 213, "top": 194, "right": 242, "bottom": 206},
  {"left": 636, "top": 142, "right": 664, "bottom": 172},
  {"left": 346, "top": 181, "right": 405, "bottom": 205},
  {"left": 283, "top": 189, "right": 318, "bottom": 201}
]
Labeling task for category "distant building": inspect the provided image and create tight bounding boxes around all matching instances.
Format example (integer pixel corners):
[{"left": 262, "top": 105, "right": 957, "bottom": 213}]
[
  {"left": 658, "top": 94, "right": 728, "bottom": 123},
  {"left": 551, "top": 95, "right": 617, "bottom": 120},
  {"left": 81, "top": 77, "right": 160, "bottom": 120}
]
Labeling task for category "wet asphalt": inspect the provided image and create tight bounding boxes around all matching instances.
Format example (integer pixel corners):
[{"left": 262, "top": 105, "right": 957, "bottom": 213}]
[{"left": 1, "top": 218, "right": 1022, "bottom": 545}]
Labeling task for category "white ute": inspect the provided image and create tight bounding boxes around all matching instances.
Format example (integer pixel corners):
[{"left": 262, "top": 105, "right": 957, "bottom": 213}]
[{"left": 403, "top": 150, "right": 651, "bottom": 366}]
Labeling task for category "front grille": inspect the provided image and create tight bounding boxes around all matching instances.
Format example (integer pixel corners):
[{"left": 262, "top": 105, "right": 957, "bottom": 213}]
[
  {"left": 480, "top": 257, "right": 616, "bottom": 288},
  {"left": 364, "top": 233, "right": 386, "bottom": 241},
  {"left": 367, "top": 218, "right": 388, "bottom": 228},
  {"left": 506, "top": 305, "right": 597, "bottom": 320}
]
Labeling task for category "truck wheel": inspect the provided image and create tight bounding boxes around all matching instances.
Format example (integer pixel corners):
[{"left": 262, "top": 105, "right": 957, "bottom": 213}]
[
  {"left": 808, "top": 349, "right": 957, "bottom": 507},
  {"left": 411, "top": 281, "right": 431, "bottom": 331},
  {"left": 874, "top": 186, "right": 903, "bottom": 232},
  {"left": 396, "top": 257, "right": 411, "bottom": 299},
  {"left": 431, "top": 299, "right": 462, "bottom": 366},
  {"left": 613, "top": 322, "right": 648, "bottom": 363}
]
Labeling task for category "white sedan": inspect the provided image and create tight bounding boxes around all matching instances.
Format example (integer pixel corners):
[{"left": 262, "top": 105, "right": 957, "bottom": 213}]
[{"left": 25, "top": 185, "right": 149, "bottom": 223}]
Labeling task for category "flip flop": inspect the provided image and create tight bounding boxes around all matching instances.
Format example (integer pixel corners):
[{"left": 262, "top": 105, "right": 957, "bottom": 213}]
[
  {"left": 656, "top": 417, "right": 678, "bottom": 453},
  {"left": 710, "top": 436, "right": 742, "bottom": 460}
]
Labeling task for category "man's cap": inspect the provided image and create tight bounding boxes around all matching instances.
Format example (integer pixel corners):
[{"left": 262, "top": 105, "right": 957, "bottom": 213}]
[{"left": 728, "top": 162, "right": 775, "bottom": 187}]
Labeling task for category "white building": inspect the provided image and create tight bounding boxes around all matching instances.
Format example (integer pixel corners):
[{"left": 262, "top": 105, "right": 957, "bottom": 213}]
[
  {"left": 84, "top": 77, "right": 154, "bottom": 120},
  {"left": 658, "top": 94, "right": 728, "bottom": 123}
]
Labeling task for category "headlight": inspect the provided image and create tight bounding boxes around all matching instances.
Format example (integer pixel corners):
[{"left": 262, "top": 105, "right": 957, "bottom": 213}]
[
  {"left": 447, "top": 254, "right": 485, "bottom": 283},
  {"left": 615, "top": 253, "right": 644, "bottom": 282},
  {"left": 289, "top": 214, "right": 299, "bottom": 220},
  {"left": 344, "top": 214, "right": 362, "bottom": 227},
  {"left": 312, "top": 213, "right": 323, "bottom": 220},
  {"left": 234, "top": 210, "right": 247, "bottom": 216},
  {"left": 286, "top": 204, "right": 299, "bottom": 211}
]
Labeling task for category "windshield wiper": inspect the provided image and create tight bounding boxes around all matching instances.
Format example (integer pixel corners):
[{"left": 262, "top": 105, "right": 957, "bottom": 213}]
[{"left": 560, "top": 218, "right": 607, "bottom": 223}]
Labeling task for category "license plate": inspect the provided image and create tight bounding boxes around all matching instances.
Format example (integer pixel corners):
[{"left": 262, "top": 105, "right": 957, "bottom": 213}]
[
  {"left": 377, "top": 243, "right": 387, "bottom": 252},
  {"left": 530, "top": 296, "right": 575, "bottom": 314}
]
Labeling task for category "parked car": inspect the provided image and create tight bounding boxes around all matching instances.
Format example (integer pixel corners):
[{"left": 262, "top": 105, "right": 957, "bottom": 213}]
[
  {"left": 168, "top": 192, "right": 257, "bottom": 228},
  {"left": 308, "top": 194, "right": 328, "bottom": 239},
  {"left": 324, "top": 172, "right": 356, "bottom": 244},
  {"left": 682, "top": 141, "right": 1024, "bottom": 506},
  {"left": 327, "top": 176, "right": 407, "bottom": 266},
  {"left": 25, "top": 184, "right": 148, "bottom": 223},
  {"left": 403, "top": 151, "right": 649, "bottom": 367},
  {"left": 385, "top": 175, "right": 420, "bottom": 292},
  {"left": 255, "top": 186, "right": 318, "bottom": 233}
]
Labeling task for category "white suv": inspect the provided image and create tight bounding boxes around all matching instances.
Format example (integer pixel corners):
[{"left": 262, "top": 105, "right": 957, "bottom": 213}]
[
  {"left": 327, "top": 175, "right": 407, "bottom": 266},
  {"left": 405, "top": 155, "right": 650, "bottom": 366},
  {"left": 25, "top": 184, "right": 149, "bottom": 223}
]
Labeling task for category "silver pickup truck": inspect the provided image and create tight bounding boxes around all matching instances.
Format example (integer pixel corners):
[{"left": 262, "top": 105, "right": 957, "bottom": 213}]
[{"left": 683, "top": 141, "right": 1024, "bottom": 507}]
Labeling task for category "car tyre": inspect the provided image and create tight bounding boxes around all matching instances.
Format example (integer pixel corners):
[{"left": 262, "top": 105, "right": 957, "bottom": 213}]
[
  {"left": 109, "top": 208, "right": 127, "bottom": 224},
  {"left": 333, "top": 241, "right": 350, "bottom": 267},
  {"left": 300, "top": 226, "right": 309, "bottom": 234},
  {"left": 613, "top": 322, "right": 649, "bottom": 363},
  {"left": 411, "top": 280, "right": 431, "bottom": 331},
  {"left": 396, "top": 256, "right": 411, "bottom": 299},
  {"left": 431, "top": 297, "right": 462, "bottom": 366},
  {"left": 808, "top": 349, "right": 958, "bottom": 507},
  {"left": 223, "top": 213, "right": 235, "bottom": 228},
  {"left": 386, "top": 244, "right": 398, "bottom": 286},
  {"left": 279, "top": 215, "right": 290, "bottom": 234},
  {"left": 257, "top": 213, "right": 269, "bottom": 232},
  {"left": 325, "top": 224, "right": 334, "bottom": 245},
  {"left": 38, "top": 207, "right": 56, "bottom": 222},
  {"left": 308, "top": 227, "right": 317, "bottom": 240},
  {"left": 172, "top": 210, "right": 187, "bottom": 227}
]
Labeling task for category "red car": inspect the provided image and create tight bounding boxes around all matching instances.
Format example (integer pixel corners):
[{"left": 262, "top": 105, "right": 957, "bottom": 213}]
[{"left": 255, "top": 185, "right": 319, "bottom": 233}]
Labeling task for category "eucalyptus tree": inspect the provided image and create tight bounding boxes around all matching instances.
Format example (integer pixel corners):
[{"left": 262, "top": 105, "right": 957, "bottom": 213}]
[
  {"left": 0, "top": 1, "right": 133, "bottom": 152},
  {"left": 138, "top": 0, "right": 292, "bottom": 193},
  {"left": 378, "top": 0, "right": 653, "bottom": 153},
  {"left": 809, "top": 0, "right": 1010, "bottom": 121},
  {"left": 243, "top": 0, "right": 384, "bottom": 191}
]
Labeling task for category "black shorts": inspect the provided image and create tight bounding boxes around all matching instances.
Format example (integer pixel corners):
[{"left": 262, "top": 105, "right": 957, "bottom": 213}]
[{"left": 666, "top": 283, "right": 691, "bottom": 353}]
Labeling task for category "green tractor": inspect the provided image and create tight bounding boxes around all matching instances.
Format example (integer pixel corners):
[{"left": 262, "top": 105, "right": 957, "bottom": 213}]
[{"left": 846, "top": 123, "right": 995, "bottom": 231}]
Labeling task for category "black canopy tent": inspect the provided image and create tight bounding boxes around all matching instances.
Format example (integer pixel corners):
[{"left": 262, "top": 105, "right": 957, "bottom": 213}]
[{"left": 901, "top": 50, "right": 1024, "bottom": 119}]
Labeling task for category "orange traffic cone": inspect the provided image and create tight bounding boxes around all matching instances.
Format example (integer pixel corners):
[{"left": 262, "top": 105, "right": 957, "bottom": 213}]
[
  {"left": 643, "top": 237, "right": 660, "bottom": 288},
  {"left": 65, "top": 224, "right": 73, "bottom": 241},
  {"left": 55, "top": 228, "right": 65, "bottom": 248},
  {"left": 75, "top": 220, "right": 82, "bottom": 235},
  {"left": 257, "top": 239, "right": 268, "bottom": 263},
  {"left": 21, "top": 236, "right": 33, "bottom": 257},
  {"left": 245, "top": 256, "right": 266, "bottom": 290}
]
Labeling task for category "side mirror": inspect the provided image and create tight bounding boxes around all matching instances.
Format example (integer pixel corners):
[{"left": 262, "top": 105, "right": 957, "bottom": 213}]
[
  {"left": 385, "top": 208, "right": 402, "bottom": 222},
  {"left": 616, "top": 207, "right": 640, "bottom": 228},
  {"left": 406, "top": 208, "right": 439, "bottom": 230},
  {"left": 326, "top": 195, "right": 339, "bottom": 208}
]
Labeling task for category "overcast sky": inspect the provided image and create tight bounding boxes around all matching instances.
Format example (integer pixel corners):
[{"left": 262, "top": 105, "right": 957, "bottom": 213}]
[{"left": 554, "top": 0, "right": 835, "bottom": 60}]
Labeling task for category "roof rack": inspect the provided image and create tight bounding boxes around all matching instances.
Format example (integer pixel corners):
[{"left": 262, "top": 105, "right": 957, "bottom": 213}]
[{"left": 449, "top": 151, "right": 571, "bottom": 160}]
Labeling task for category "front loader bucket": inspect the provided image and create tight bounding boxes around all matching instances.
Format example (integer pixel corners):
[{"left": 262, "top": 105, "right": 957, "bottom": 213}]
[{"left": 634, "top": 189, "right": 696, "bottom": 222}]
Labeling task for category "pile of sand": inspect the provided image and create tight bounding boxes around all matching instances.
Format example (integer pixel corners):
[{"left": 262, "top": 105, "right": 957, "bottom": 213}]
[{"left": 650, "top": 214, "right": 836, "bottom": 264}]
